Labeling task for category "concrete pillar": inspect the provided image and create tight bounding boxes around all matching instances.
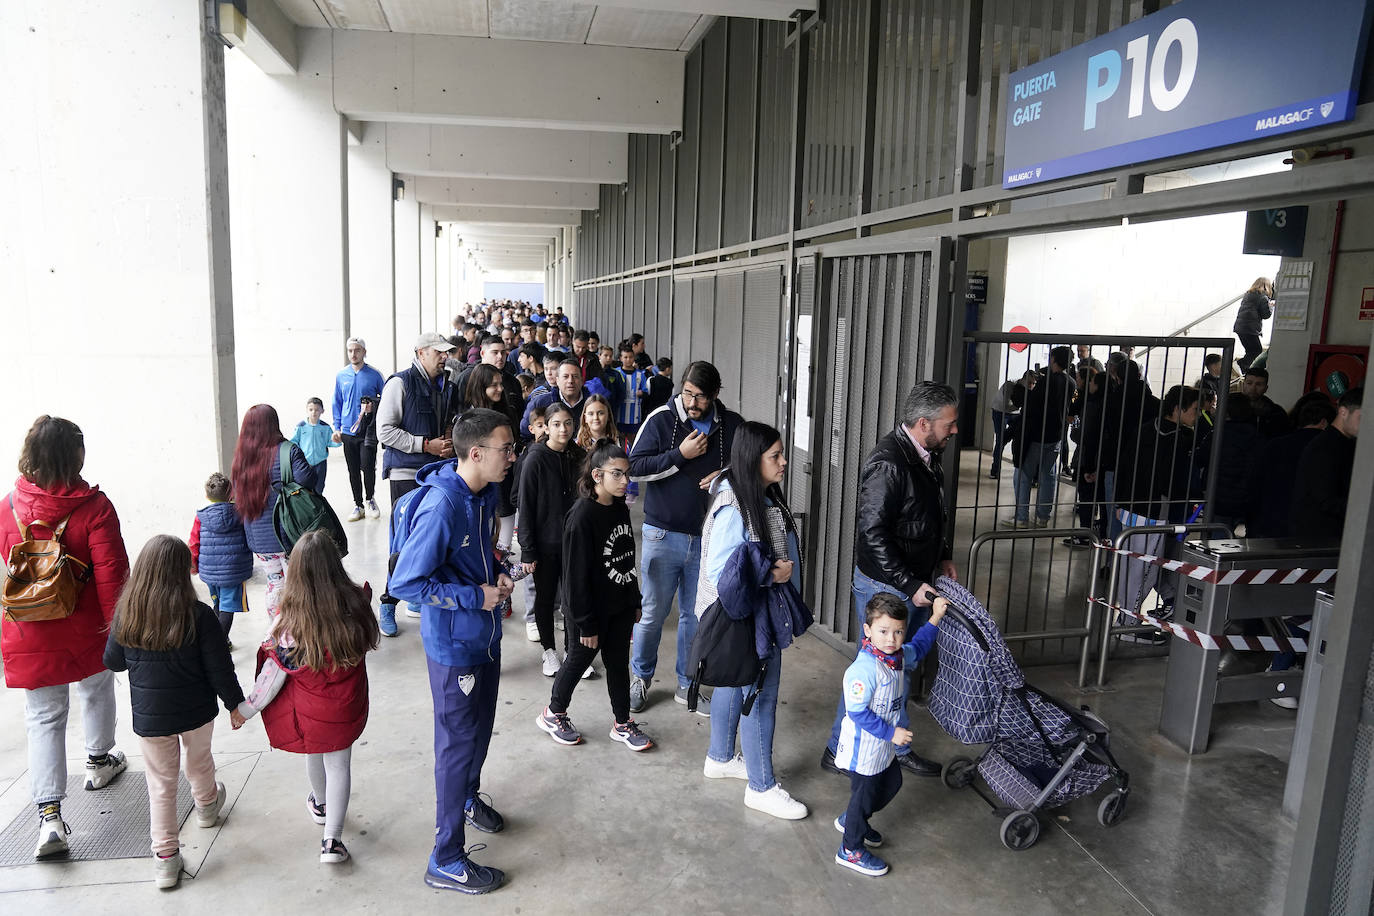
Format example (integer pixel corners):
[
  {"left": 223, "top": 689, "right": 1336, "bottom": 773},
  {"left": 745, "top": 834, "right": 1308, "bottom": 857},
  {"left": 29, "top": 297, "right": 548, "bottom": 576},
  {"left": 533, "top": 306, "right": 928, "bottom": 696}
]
[
  {"left": 225, "top": 33, "right": 348, "bottom": 415},
  {"left": 0, "top": 1, "right": 235, "bottom": 542},
  {"left": 347, "top": 124, "right": 398, "bottom": 376},
  {"left": 565, "top": 228, "right": 578, "bottom": 315},
  {"left": 419, "top": 204, "right": 437, "bottom": 332},
  {"left": 394, "top": 193, "right": 421, "bottom": 370}
]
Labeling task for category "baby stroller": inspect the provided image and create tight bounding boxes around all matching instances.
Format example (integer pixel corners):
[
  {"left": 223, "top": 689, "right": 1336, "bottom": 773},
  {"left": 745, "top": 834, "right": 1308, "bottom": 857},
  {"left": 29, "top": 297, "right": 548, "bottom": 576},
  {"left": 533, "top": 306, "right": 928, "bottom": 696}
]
[{"left": 926, "top": 576, "right": 1129, "bottom": 850}]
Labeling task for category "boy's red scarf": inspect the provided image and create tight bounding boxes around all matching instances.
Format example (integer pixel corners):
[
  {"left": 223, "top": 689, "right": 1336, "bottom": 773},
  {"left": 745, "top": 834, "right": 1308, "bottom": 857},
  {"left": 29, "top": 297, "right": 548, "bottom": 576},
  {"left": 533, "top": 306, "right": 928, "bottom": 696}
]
[{"left": 860, "top": 638, "right": 901, "bottom": 671}]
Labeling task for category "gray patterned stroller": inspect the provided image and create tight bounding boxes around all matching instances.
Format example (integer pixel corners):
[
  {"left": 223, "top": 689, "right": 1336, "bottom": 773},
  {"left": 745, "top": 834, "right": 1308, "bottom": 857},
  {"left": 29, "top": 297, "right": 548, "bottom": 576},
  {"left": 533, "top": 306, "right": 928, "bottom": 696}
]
[{"left": 926, "top": 576, "right": 1129, "bottom": 850}]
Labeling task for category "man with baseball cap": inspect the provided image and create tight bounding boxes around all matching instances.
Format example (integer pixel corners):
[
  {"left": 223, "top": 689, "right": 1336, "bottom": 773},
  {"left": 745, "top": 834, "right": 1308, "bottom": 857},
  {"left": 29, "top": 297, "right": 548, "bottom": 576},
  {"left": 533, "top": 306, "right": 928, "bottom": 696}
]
[
  {"left": 376, "top": 332, "right": 461, "bottom": 635},
  {"left": 332, "top": 337, "right": 387, "bottom": 522}
]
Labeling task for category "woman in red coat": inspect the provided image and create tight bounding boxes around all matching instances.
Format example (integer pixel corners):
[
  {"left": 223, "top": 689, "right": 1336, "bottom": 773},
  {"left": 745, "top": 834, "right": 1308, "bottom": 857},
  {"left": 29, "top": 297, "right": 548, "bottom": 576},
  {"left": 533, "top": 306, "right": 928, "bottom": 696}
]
[{"left": 2, "top": 416, "right": 130, "bottom": 859}]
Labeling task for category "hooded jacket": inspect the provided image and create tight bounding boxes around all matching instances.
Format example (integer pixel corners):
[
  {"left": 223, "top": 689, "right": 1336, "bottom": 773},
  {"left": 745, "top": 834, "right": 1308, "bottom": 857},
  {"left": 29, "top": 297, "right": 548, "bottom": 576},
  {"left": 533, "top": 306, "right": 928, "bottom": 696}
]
[
  {"left": 1, "top": 476, "right": 129, "bottom": 689},
  {"left": 516, "top": 441, "right": 584, "bottom": 562},
  {"left": 388, "top": 459, "right": 504, "bottom": 667},
  {"left": 193, "top": 501, "right": 253, "bottom": 587}
]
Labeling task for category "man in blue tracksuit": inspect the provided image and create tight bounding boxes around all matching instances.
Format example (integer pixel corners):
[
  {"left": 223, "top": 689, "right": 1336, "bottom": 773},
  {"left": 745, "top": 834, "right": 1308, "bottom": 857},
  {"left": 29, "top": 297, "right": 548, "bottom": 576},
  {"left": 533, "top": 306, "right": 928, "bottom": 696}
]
[
  {"left": 389, "top": 408, "right": 516, "bottom": 896},
  {"left": 627, "top": 360, "right": 742, "bottom": 716}
]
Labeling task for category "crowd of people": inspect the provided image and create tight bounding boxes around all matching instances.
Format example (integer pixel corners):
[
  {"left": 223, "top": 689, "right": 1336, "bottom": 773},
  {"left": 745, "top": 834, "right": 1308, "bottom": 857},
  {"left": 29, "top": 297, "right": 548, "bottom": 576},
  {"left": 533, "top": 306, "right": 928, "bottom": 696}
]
[{"left": 3, "top": 289, "right": 1361, "bottom": 891}]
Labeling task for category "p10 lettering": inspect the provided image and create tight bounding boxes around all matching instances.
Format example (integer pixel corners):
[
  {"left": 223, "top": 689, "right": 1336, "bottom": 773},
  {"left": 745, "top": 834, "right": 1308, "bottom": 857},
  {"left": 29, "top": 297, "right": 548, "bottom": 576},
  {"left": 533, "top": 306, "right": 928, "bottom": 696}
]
[{"left": 1084, "top": 17, "right": 1198, "bottom": 131}]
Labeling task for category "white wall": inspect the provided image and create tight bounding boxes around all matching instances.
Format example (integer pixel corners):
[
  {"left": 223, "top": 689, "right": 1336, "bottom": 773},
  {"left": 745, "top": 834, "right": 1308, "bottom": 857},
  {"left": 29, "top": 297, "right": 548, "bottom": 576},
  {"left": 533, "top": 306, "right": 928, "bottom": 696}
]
[
  {"left": 225, "top": 36, "right": 346, "bottom": 419},
  {"left": 0, "top": 1, "right": 229, "bottom": 545},
  {"left": 393, "top": 195, "right": 421, "bottom": 369},
  {"left": 346, "top": 124, "right": 397, "bottom": 377},
  {"left": 419, "top": 204, "right": 438, "bottom": 334}
]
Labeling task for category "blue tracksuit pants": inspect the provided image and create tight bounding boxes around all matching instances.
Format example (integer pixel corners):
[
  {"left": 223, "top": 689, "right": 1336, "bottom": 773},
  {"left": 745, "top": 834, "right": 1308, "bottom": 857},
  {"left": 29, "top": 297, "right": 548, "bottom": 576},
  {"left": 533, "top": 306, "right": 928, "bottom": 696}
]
[{"left": 427, "top": 655, "right": 500, "bottom": 866}]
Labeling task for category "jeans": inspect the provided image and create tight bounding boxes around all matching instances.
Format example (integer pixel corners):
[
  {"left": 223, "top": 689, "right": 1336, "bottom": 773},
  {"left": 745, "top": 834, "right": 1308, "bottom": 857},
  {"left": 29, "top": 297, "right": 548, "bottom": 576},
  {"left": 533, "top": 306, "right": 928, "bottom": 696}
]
[
  {"left": 428, "top": 656, "right": 500, "bottom": 867},
  {"left": 631, "top": 525, "right": 701, "bottom": 689},
  {"left": 707, "top": 646, "right": 782, "bottom": 791},
  {"left": 828, "top": 569, "right": 918, "bottom": 759},
  {"left": 140, "top": 720, "right": 218, "bottom": 856},
  {"left": 306, "top": 747, "right": 353, "bottom": 841},
  {"left": 990, "top": 409, "right": 1007, "bottom": 475},
  {"left": 1013, "top": 441, "right": 1060, "bottom": 523},
  {"left": 340, "top": 433, "right": 377, "bottom": 506},
  {"left": 550, "top": 611, "right": 634, "bottom": 723},
  {"left": 25, "top": 669, "right": 118, "bottom": 804}
]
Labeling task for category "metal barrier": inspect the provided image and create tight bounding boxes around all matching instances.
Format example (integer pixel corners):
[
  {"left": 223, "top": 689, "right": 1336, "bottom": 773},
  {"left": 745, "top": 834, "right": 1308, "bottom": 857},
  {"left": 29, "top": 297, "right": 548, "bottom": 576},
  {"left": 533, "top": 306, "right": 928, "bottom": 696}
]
[
  {"left": 966, "top": 527, "right": 1097, "bottom": 647},
  {"left": 1084, "top": 522, "right": 1234, "bottom": 688}
]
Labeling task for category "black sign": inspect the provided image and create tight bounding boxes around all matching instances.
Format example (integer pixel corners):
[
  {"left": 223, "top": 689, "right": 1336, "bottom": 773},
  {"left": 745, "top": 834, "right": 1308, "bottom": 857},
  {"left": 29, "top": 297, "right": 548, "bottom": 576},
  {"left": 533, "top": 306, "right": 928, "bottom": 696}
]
[{"left": 1243, "top": 206, "right": 1308, "bottom": 257}]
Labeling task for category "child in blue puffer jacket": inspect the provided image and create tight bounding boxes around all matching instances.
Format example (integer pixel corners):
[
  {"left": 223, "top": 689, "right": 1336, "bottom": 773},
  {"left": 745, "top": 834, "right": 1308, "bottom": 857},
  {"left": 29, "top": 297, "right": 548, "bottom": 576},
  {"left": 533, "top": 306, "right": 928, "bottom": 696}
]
[{"left": 188, "top": 472, "right": 254, "bottom": 646}]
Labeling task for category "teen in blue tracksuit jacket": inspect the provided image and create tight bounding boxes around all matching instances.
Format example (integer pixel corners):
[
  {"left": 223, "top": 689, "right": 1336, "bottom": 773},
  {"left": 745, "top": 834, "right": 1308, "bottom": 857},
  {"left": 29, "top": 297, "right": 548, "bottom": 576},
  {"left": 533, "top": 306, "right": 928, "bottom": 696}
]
[{"left": 387, "top": 459, "right": 502, "bottom": 667}]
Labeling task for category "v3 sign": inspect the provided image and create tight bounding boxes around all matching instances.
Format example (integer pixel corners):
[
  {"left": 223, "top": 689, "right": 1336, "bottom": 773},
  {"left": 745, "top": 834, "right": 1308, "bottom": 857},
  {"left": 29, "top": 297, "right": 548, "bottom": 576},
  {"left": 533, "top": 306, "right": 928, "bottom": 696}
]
[{"left": 1001, "top": 0, "right": 1373, "bottom": 189}]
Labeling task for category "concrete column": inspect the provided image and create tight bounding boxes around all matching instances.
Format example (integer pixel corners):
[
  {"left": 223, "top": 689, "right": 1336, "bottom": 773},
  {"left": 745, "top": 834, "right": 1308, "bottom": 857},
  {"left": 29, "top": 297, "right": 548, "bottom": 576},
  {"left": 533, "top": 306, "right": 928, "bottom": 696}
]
[
  {"left": 419, "top": 204, "right": 437, "bottom": 332},
  {"left": 394, "top": 193, "right": 421, "bottom": 369},
  {"left": 347, "top": 124, "right": 397, "bottom": 375},
  {"left": 565, "top": 228, "right": 578, "bottom": 314},
  {"left": 0, "top": 1, "right": 235, "bottom": 541}
]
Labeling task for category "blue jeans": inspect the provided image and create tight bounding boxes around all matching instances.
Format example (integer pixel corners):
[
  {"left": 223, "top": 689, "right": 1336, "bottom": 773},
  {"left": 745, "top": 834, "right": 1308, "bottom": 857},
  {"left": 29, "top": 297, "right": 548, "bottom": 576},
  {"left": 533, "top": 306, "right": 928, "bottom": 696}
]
[
  {"left": 827, "top": 568, "right": 917, "bottom": 758},
  {"left": 707, "top": 646, "right": 782, "bottom": 791},
  {"left": 1013, "top": 441, "right": 1060, "bottom": 523},
  {"left": 990, "top": 410, "right": 1007, "bottom": 475},
  {"left": 632, "top": 524, "right": 700, "bottom": 689}
]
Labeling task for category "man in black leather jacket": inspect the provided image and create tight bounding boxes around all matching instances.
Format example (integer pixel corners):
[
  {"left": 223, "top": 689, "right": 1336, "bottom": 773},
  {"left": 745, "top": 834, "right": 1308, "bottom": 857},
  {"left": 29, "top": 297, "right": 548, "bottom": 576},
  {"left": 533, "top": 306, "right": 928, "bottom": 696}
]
[{"left": 823, "top": 381, "right": 960, "bottom": 778}]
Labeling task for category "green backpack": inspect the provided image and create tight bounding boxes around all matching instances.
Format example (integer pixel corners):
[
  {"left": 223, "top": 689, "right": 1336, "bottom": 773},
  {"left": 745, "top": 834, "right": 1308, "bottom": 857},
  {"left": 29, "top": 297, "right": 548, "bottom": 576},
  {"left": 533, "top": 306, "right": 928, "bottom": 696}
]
[{"left": 271, "top": 442, "right": 348, "bottom": 557}]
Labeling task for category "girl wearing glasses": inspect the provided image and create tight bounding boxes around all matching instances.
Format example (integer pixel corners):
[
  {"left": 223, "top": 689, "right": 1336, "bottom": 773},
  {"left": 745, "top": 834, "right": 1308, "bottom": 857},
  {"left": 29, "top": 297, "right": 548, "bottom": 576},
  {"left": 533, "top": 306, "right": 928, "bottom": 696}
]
[
  {"left": 536, "top": 440, "right": 653, "bottom": 751},
  {"left": 517, "top": 403, "right": 585, "bottom": 676}
]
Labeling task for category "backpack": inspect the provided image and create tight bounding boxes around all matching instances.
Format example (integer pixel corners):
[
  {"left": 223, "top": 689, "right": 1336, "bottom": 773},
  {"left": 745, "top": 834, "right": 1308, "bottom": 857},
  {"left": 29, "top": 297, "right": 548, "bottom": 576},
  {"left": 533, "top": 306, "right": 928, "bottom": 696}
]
[
  {"left": 2, "top": 495, "right": 91, "bottom": 622},
  {"left": 272, "top": 443, "right": 348, "bottom": 558}
]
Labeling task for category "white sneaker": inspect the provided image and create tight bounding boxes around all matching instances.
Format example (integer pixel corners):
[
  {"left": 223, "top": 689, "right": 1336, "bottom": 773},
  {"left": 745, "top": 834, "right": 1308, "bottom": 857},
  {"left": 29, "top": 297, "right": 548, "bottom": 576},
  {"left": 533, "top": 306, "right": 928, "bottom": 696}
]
[
  {"left": 541, "top": 648, "right": 560, "bottom": 677},
  {"left": 744, "top": 784, "right": 809, "bottom": 820},
  {"left": 703, "top": 754, "right": 748, "bottom": 780},
  {"left": 34, "top": 805, "right": 69, "bottom": 859},
  {"left": 154, "top": 851, "right": 183, "bottom": 889},
  {"left": 347, "top": 506, "right": 365, "bottom": 522},
  {"left": 580, "top": 662, "right": 597, "bottom": 680},
  {"left": 195, "top": 782, "right": 226, "bottom": 828},
  {"left": 85, "top": 750, "right": 127, "bottom": 790},
  {"left": 526, "top": 621, "right": 540, "bottom": 642},
  {"left": 404, "top": 606, "right": 423, "bottom": 619},
  {"left": 1271, "top": 696, "right": 1300, "bottom": 710},
  {"left": 366, "top": 498, "right": 381, "bottom": 519}
]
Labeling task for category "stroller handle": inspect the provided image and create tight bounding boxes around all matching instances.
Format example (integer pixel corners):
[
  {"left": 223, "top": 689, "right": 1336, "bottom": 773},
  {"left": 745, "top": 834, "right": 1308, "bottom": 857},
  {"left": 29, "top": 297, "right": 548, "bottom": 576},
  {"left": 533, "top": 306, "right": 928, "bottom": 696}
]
[{"left": 935, "top": 598, "right": 991, "bottom": 654}]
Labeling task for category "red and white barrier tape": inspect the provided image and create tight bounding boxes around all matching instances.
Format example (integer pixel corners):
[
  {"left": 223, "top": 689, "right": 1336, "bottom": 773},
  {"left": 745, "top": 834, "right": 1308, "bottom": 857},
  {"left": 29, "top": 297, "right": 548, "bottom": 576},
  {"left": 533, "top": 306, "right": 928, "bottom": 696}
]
[
  {"left": 1093, "top": 542, "right": 1336, "bottom": 587},
  {"left": 1086, "top": 596, "right": 1309, "bottom": 654}
]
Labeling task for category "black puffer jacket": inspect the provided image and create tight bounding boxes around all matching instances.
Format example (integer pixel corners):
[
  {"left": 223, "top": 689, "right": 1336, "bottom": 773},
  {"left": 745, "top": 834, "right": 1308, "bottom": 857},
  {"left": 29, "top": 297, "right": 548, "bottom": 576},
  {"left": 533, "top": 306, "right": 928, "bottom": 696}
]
[
  {"left": 853, "top": 428, "right": 951, "bottom": 598},
  {"left": 1233, "top": 289, "right": 1272, "bottom": 335},
  {"left": 103, "top": 601, "right": 245, "bottom": 738}
]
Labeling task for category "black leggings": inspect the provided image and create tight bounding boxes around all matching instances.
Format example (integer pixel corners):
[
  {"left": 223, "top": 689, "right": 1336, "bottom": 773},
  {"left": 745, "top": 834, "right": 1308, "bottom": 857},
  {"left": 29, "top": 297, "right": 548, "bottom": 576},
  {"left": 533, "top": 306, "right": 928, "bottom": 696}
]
[
  {"left": 1237, "top": 333, "right": 1263, "bottom": 373},
  {"left": 340, "top": 434, "right": 377, "bottom": 506},
  {"left": 532, "top": 555, "right": 563, "bottom": 651},
  {"left": 549, "top": 611, "right": 633, "bottom": 723}
]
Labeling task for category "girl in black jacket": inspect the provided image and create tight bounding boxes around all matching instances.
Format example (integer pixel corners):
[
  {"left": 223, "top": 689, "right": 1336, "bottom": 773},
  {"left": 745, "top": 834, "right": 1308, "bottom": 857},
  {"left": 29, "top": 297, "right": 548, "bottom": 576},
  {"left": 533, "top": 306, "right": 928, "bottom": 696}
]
[
  {"left": 104, "top": 535, "right": 249, "bottom": 890},
  {"left": 536, "top": 440, "right": 651, "bottom": 751},
  {"left": 518, "top": 403, "right": 585, "bottom": 674}
]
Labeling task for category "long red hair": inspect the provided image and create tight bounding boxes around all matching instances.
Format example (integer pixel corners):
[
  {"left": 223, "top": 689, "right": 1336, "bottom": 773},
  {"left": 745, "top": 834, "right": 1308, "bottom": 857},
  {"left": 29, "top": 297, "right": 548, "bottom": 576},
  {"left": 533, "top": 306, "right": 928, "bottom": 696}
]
[{"left": 231, "top": 404, "right": 285, "bottom": 521}]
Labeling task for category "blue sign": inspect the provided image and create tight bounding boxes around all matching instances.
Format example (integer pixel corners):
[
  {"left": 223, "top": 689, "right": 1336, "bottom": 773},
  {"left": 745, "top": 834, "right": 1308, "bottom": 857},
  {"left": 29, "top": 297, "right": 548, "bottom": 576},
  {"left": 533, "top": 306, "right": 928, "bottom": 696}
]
[{"left": 1001, "top": 0, "right": 1373, "bottom": 189}]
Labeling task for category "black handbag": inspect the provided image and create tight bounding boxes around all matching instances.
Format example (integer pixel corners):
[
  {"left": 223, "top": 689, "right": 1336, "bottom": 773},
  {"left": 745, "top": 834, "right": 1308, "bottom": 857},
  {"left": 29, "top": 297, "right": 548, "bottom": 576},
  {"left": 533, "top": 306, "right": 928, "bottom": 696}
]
[{"left": 686, "top": 598, "right": 767, "bottom": 714}]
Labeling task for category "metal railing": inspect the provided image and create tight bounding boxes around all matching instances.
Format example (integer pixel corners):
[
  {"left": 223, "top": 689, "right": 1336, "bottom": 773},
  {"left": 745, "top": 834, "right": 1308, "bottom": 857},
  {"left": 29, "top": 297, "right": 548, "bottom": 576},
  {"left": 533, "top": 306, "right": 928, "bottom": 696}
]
[{"left": 1136, "top": 293, "right": 1244, "bottom": 361}]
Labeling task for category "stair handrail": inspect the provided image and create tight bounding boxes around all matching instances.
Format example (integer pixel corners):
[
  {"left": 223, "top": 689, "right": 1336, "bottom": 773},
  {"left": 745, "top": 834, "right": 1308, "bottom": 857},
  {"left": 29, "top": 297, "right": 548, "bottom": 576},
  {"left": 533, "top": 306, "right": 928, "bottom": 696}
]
[{"left": 1137, "top": 293, "right": 1243, "bottom": 360}]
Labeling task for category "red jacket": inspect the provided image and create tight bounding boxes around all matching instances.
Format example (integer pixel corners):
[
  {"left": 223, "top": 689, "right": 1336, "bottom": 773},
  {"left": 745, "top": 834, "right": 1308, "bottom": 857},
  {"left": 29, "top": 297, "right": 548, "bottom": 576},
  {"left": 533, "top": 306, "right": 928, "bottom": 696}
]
[
  {"left": 1, "top": 477, "right": 129, "bottom": 689},
  {"left": 257, "top": 644, "right": 369, "bottom": 754}
]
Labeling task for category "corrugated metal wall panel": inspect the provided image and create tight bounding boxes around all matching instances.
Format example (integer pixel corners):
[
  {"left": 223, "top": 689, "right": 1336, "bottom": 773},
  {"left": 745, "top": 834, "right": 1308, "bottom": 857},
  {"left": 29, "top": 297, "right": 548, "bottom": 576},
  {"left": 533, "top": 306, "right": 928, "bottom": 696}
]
[
  {"left": 672, "top": 278, "right": 693, "bottom": 379},
  {"left": 658, "top": 136, "right": 674, "bottom": 262},
  {"left": 801, "top": 0, "right": 869, "bottom": 229},
  {"left": 722, "top": 18, "right": 758, "bottom": 249},
  {"left": 697, "top": 23, "right": 727, "bottom": 253},
  {"left": 739, "top": 266, "right": 783, "bottom": 427},
  {"left": 755, "top": 21, "right": 793, "bottom": 239},
  {"left": 713, "top": 272, "right": 745, "bottom": 410},
  {"left": 636, "top": 135, "right": 650, "bottom": 268},
  {"left": 690, "top": 276, "right": 716, "bottom": 367},
  {"left": 676, "top": 51, "right": 702, "bottom": 257}
]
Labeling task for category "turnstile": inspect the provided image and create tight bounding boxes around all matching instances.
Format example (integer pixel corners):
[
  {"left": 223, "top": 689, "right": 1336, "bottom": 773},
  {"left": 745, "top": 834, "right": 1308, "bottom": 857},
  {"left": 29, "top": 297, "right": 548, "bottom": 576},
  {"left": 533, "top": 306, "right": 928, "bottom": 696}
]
[
  {"left": 1283, "top": 587, "right": 1336, "bottom": 818},
  {"left": 1159, "top": 538, "right": 1340, "bottom": 754}
]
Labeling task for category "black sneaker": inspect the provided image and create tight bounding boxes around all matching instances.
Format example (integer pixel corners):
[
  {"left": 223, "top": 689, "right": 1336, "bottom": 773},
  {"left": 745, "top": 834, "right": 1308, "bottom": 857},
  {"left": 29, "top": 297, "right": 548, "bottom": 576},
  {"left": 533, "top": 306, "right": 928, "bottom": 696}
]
[
  {"left": 464, "top": 794, "right": 504, "bottom": 834},
  {"left": 320, "top": 838, "right": 350, "bottom": 864},
  {"left": 536, "top": 707, "right": 582, "bottom": 746},
  {"left": 425, "top": 848, "right": 504, "bottom": 895},
  {"left": 820, "top": 747, "right": 844, "bottom": 776},
  {"left": 609, "top": 720, "right": 654, "bottom": 752},
  {"left": 1062, "top": 536, "right": 1092, "bottom": 549}
]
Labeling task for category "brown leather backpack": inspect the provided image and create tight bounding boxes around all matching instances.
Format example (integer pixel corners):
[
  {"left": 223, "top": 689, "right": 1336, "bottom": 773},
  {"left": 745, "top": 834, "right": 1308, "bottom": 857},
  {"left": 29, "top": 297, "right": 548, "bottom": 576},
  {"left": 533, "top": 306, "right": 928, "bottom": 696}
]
[{"left": 2, "top": 495, "right": 91, "bottom": 622}]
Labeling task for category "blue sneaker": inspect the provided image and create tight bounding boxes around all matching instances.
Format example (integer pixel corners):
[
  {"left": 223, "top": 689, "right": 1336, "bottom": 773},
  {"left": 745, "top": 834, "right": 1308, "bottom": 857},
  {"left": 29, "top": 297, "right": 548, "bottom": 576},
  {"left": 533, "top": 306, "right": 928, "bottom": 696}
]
[
  {"left": 424, "top": 849, "right": 504, "bottom": 894},
  {"left": 379, "top": 603, "right": 398, "bottom": 637},
  {"left": 833, "top": 814, "right": 883, "bottom": 848},
  {"left": 835, "top": 845, "right": 889, "bottom": 876}
]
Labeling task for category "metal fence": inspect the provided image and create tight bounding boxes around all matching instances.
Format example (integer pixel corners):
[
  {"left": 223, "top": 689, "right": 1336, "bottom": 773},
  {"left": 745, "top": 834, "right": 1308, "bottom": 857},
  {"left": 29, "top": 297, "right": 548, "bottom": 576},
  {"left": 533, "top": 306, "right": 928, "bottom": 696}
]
[{"left": 954, "top": 331, "right": 1233, "bottom": 672}]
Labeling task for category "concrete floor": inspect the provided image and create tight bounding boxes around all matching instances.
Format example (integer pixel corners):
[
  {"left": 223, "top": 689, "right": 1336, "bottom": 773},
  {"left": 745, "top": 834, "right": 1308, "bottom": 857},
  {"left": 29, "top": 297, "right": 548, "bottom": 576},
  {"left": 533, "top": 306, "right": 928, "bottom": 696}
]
[{"left": 0, "top": 449, "right": 1298, "bottom": 914}]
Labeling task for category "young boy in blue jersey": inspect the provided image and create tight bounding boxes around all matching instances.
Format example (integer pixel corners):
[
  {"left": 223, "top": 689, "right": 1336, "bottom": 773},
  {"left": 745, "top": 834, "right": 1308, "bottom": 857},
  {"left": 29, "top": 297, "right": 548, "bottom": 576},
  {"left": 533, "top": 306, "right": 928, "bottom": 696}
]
[
  {"left": 291, "top": 397, "right": 339, "bottom": 494},
  {"left": 833, "top": 591, "right": 948, "bottom": 876},
  {"left": 389, "top": 408, "right": 516, "bottom": 895}
]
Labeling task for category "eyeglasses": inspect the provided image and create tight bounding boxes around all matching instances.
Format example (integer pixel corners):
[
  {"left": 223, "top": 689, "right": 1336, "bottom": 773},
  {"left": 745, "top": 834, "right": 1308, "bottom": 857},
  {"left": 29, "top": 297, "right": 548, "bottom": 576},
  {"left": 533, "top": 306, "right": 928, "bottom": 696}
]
[
  {"left": 475, "top": 443, "right": 517, "bottom": 457},
  {"left": 681, "top": 390, "right": 711, "bottom": 404},
  {"left": 596, "top": 468, "right": 629, "bottom": 480}
]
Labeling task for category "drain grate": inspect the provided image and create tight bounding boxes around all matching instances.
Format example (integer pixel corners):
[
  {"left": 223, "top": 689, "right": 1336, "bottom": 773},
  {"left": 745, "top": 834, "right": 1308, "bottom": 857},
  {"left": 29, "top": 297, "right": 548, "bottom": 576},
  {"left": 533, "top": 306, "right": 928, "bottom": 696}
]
[{"left": 0, "top": 773, "right": 193, "bottom": 866}]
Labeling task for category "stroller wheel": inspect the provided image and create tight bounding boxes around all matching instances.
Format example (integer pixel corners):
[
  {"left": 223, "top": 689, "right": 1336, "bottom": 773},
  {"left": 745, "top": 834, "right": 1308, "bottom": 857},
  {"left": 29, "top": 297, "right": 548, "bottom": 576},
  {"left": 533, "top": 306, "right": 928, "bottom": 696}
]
[
  {"left": 1097, "top": 790, "right": 1127, "bottom": 827},
  {"left": 999, "top": 811, "right": 1040, "bottom": 851},
  {"left": 942, "top": 756, "right": 976, "bottom": 790}
]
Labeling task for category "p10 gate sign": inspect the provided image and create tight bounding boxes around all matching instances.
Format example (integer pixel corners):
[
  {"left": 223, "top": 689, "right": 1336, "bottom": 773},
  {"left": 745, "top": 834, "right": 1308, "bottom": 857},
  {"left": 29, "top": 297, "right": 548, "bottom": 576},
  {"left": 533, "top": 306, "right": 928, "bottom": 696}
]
[{"left": 1001, "top": 0, "right": 1373, "bottom": 189}]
